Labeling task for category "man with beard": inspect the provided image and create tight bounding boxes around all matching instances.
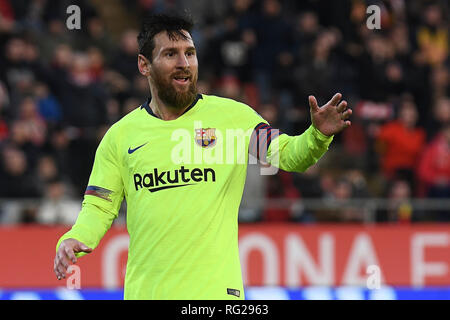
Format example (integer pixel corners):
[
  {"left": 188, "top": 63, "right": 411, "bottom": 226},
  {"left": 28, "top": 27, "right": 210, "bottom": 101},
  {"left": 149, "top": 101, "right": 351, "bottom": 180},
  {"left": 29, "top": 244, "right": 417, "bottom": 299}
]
[{"left": 53, "top": 14, "right": 352, "bottom": 299}]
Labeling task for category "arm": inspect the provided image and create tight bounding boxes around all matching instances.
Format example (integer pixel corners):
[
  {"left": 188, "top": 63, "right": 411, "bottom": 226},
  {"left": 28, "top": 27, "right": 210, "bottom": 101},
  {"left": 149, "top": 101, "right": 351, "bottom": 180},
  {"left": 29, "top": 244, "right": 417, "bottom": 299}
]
[
  {"left": 257, "top": 93, "right": 351, "bottom": 172},
  {"left": 55, "top": 201, "right": 118, "bottom": 256},
  {"left": 54, "top": 126, "right": 124, "bottom": 280},
  {"left": 267, "top": 125, "right": 334, "bottom": 172}
]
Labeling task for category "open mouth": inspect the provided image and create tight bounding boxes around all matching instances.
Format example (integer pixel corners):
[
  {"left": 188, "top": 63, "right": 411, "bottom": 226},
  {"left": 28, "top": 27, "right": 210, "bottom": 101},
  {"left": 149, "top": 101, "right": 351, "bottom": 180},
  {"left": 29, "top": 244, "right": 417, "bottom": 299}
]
[{"left": 173, "top": 75, "right": 190, "bottom": 84}]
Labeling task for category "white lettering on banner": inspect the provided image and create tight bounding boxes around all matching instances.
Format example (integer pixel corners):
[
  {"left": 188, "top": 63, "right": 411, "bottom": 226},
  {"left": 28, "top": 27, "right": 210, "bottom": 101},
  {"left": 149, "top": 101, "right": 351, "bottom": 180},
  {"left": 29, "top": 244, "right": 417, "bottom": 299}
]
[
  {"left": 98, "top": 230, "right": 450, "bottom": 288},
  {"left": 411, "top": 233, "right": 449, "bottom": 287},
  {"left": 102, "top": 235, "right": 130, "bottom": 288},
  {"left": 239, "top": 233, "right": 279, "bottom": 285},
  {"left": 285, "top": 233, "right": 334, "bottom": 286},
  {"left": 342, "top": 233, "right": 384, "bottom": 285}
]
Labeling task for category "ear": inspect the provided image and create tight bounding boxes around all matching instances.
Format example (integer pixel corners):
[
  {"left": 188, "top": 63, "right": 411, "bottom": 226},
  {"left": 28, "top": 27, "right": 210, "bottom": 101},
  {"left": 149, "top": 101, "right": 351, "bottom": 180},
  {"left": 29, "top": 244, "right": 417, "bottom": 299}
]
[{"left": 138, "top": 54, "right": 151, "bottom": 76}]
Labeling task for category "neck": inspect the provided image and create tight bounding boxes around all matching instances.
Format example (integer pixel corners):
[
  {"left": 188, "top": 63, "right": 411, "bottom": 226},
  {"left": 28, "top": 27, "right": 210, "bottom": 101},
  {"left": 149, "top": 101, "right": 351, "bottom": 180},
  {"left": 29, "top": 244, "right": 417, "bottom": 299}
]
[
  {"left": 149, "top": 96, "right": 189, "bottom": 120},
  {"left": 148, "top": 87, "right": 191, "bottom": 121}
]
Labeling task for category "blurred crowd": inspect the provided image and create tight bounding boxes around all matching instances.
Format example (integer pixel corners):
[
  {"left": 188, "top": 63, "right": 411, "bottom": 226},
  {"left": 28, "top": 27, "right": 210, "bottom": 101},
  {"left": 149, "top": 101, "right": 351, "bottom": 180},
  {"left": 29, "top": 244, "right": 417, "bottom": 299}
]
[{"left": 0, "top": 0, "right": 448, "bottom": 225}]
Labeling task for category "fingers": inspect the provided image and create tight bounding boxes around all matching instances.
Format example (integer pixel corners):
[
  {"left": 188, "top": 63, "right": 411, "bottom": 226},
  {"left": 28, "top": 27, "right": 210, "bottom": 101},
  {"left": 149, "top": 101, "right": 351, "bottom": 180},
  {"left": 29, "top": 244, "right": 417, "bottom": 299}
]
[
  {"left": 336, "top": 100, "right": 347, "bottom": 113},
  {"left": 341, "top": 108, "right": 352, "bottom": 120},
  {"left": 73, "top": 242, "right": 93, "bottom": 254},
  {"left": 54, "top": 248, "right": 71, "bottom": 280},
  {"left": 65, "top": 246, "right": 77, "bottom": 264},
  {"left": 308, "top": 95, "right": 320, "bottom": 112},
  {"left": 328, "top": 93, "right": 342, "bottom": 106},
  {"left": 54, "top": 239, "right": 91, "bottom": 280}
]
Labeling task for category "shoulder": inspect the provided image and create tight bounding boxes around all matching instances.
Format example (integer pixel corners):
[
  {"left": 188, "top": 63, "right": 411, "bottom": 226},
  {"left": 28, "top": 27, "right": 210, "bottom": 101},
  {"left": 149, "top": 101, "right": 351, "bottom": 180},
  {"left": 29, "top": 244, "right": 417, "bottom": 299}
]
[
  {"left": 108, "top": 107, "right": 142, "bottom": 134},
  {"left": 99, "top": 107, "right": 143, "bottom": 149},
  {"left": 201, "top": 94, "right": 264, "bottom": 118}
]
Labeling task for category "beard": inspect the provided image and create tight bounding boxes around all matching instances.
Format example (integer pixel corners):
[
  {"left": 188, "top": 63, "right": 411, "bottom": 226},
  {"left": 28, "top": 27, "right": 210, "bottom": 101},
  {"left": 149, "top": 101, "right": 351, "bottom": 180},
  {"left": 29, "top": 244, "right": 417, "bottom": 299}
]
[{"left": 151, "top": 67, "right": 198, "bottom": 110}]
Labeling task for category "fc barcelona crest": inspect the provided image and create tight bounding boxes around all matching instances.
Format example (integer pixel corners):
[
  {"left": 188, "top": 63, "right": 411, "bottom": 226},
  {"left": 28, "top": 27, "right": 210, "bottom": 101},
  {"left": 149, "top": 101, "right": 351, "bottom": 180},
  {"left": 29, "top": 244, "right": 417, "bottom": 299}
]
[{"left": 195, "top": 128, "right": 217, "bottom": 148}]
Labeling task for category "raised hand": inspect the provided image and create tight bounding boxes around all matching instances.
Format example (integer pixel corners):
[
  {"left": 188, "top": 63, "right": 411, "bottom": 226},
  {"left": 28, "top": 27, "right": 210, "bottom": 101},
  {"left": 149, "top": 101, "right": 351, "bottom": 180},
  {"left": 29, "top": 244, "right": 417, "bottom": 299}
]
[
  {"left": 309, "top": 93, "right": 352, "bottom": 137},
  {"left": 54, "top": 238, "right": 92, "bottom": 280}
]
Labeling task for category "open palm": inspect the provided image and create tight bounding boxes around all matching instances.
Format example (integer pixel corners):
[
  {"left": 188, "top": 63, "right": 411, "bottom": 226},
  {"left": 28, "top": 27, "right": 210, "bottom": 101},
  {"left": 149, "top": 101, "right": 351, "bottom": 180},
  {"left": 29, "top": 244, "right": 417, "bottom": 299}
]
[{"left": 309, "top": 93, "right": 352, "bottom": 137}]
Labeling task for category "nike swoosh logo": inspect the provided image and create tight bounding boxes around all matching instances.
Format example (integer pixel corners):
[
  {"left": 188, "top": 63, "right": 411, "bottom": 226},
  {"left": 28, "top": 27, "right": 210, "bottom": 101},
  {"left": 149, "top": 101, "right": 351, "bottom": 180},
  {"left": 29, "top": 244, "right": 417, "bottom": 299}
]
[
  {"left": 147, "top": 184, "right": 194, "bottom": 193},
  {"left": 128, "top": 143, "right": 148, "bottom": 154}
]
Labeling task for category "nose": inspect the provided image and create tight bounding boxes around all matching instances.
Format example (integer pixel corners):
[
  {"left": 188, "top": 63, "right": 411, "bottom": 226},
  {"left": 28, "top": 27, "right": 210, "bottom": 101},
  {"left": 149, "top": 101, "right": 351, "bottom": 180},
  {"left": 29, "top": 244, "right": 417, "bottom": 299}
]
[{"left": 176, "top": 54, "right": 189, "bottom": 68}]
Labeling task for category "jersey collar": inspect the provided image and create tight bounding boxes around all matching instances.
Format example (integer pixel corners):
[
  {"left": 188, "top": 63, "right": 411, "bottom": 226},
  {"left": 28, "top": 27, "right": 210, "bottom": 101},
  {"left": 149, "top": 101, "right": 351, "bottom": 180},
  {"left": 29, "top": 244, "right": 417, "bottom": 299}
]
[{"left": 141, "top": 94, "right": 203, "bottom": 119}]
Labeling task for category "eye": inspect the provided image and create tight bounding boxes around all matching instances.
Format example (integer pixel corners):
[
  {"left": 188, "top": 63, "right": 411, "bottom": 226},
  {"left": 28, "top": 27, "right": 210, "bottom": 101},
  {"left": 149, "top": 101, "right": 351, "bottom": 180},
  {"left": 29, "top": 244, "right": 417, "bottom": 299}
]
[{"left": 186, "top": 51, "right": 195, "bottom": 57}]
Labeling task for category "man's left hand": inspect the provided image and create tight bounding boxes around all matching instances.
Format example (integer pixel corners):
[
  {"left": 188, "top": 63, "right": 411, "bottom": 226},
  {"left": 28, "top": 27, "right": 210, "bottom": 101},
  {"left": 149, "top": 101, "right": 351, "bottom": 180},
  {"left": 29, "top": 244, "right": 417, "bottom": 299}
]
[{"left": 309, "top": 93, "right": 352, "bottom": 136}]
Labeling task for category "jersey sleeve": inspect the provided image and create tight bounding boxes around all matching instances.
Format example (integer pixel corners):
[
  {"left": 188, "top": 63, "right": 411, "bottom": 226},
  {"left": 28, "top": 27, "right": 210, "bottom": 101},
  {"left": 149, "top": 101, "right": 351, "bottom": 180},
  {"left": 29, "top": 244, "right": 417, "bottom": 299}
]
[
  {"left": 240, "top": 96, "right": 334, "bottom": 172},
  {"left": 56, "top": 126, "right": 124, "bottom": 256},
  {"left": 266, "top": 124, "right": 334, "bottom": 172}
]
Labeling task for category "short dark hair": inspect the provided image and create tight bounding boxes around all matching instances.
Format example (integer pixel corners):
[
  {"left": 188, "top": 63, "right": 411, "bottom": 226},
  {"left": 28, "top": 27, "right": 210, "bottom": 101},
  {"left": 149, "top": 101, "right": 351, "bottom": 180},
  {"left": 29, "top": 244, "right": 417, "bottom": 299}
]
[{"left": 137, "top": 13, "right": 194, "bottom": 62}]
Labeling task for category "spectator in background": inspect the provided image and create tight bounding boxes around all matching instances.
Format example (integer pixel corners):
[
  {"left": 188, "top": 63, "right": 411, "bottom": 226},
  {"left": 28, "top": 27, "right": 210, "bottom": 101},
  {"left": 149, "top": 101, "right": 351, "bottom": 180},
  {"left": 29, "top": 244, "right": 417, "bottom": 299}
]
[
  {"left": 292, "top": 164, "right": 323, "bottom": 199},
  {"left": 215, "top": 74, "right": 247, "bottom": 103},
  {"left": 48, "top": 50, "right": 108, "bottom": 127},
  {"left": 35, "top": 154, "right": 60, "bottom": 190},
  {"left": 0, "top": 115, "right": 7, "bottom": 142},
  {"left": 86, "top": 47, "right": 105, "bottom": 82},
  {"left": 376, "top": 95, "right": 425, "bottom": 187},
  {"left": 0, "top": 81, "right": 10, "bottom": 142},
  {"left": 34, "top": 82, "right": 62, "bottom": 124},
  {"left": 14, "top": 96, "right": 47, "bottom": 147},
  {"left": 385, "top": 179, "right": 414, "bottom": 223},
  {"left": 358, "top": 34, "right": 397, "bottom": 102},
  {"left": 294, "top": 29, "right": 341, "bottom": 106},
  {"left": 206, "top": 12, "right": 254, "bottom": 82},
  {"left": 75, "top": 16, "right": 116, "bottom": 63},
  {"left": 47, "top": 125, "right": 71, "bottom": 179},
  {"left": 271, "top": 50, "right": 300, "bottom": 135},
  {"left": 111, "top": 29, "right": 140, "bottom": 81},
  {"left": 130, "top": 74, "right": 152, "bottom": 102},
  {"left": 0, "top": 146, "right": 40, "bottom": 198},
  {"left": 263, "top": 171, "right": 300, "bottom": 222},
  {"left": 417, "top": 123, "right": 450, "bottom": 220},
  {"left": 251, "top": 0, "right": 292, "bottom": 103},
  {"left": 292, "top": 11, "right": 321, "bottom": 61},
  {"left": 37, "top": 177, "right": 80, "bottom": 225},
  {"left": 8, "top": 97, "right": 46, "bottom": 168},
  {"left": 37, "top": 18, "right": 74, "bottom": 65},
  {"left": 430, "top": 60, "right": 450, "bottom": 102},
  {"left": 426, "top": 97, "right": 450, "bottom": 140},
  {"left": 0, "top": 36, "right": 40, "bottom": 108},
  {"left": 0, "top": 0, "right": 15, "bottom": 33},
  {"left": 49, "top": 43, "right": 73, "bottom": 73},
  {"left": 415, "top": 3, "right": 448, "bottom": 67},
  {"left": 318, "top": 176, "right": 361, "bottom": 222}
]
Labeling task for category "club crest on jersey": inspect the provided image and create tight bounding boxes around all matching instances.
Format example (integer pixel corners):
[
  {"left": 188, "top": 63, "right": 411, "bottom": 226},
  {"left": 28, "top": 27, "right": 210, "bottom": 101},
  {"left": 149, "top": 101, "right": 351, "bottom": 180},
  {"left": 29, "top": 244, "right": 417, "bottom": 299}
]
[{"left": 195, "top": 128, "right": 216, "bottom": 148}]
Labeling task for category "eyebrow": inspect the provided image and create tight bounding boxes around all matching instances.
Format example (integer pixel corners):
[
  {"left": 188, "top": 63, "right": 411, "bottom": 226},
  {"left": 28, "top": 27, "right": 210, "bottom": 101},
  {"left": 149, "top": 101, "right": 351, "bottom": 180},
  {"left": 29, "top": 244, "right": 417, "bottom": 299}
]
[{"left": 161, "top": 46, "right": 196, "bottom": 53}]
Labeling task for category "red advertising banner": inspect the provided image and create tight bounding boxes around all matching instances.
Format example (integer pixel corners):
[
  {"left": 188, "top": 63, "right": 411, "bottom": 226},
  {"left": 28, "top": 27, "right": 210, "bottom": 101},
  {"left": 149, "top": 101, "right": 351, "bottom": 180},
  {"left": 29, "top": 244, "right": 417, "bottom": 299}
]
[{"left": 0, "top": 224, "right": 449, "bottom": 288}]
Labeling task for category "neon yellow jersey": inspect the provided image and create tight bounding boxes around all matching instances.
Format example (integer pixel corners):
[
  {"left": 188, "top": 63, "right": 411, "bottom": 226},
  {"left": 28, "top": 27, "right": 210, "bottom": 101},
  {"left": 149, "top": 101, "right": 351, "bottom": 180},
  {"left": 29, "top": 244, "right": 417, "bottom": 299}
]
[{"left": 56, "top": 94, "right": 333, "bottom": 300}]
